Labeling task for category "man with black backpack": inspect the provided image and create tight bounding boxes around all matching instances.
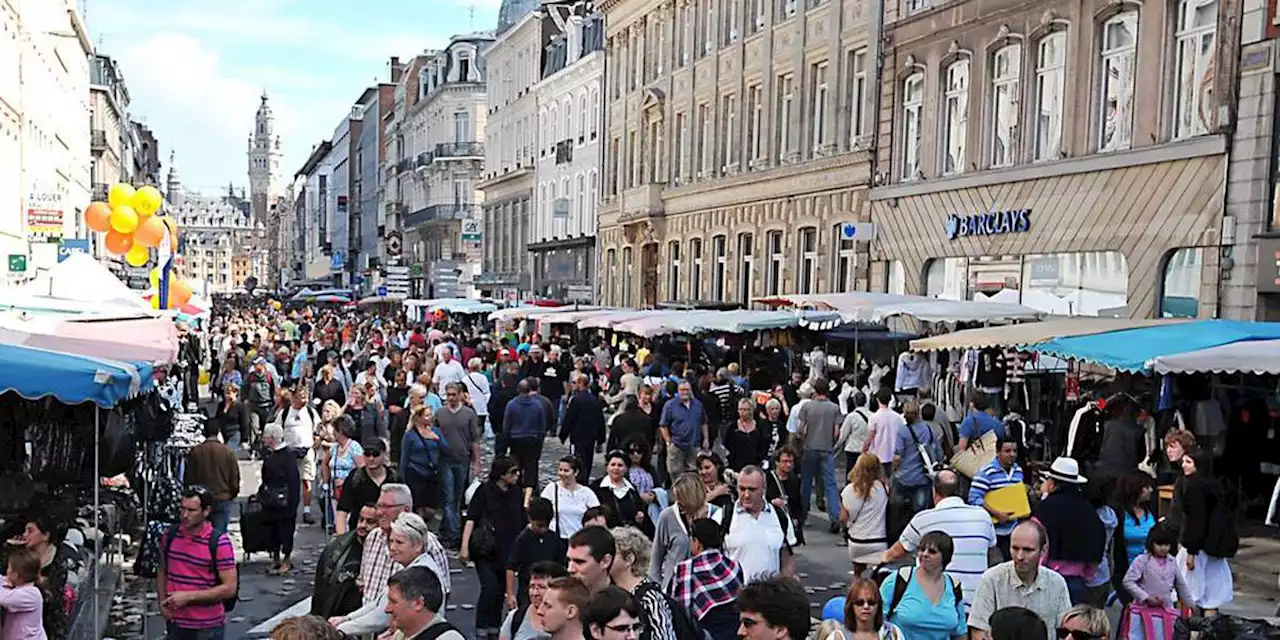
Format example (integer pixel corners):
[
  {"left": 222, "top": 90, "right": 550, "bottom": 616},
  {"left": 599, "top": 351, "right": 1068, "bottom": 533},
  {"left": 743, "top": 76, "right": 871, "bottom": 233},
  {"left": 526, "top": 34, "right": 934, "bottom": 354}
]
[
  {"left": 158, "top": 486, "right": 239, "bottom": 639},
  {"left": 385, "top": 566, "right": 465, "bottom": 640}
]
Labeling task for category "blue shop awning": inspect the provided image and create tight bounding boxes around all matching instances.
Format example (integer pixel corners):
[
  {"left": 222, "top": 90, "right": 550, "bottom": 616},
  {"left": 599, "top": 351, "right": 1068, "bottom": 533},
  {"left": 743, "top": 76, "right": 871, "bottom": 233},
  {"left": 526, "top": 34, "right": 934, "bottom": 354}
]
[
  {"left": 1027, "top": 319, "right": 1280, "bottom": 373},
  {"left": 0, "top": 342, "right": 154, "bottom": 407}
]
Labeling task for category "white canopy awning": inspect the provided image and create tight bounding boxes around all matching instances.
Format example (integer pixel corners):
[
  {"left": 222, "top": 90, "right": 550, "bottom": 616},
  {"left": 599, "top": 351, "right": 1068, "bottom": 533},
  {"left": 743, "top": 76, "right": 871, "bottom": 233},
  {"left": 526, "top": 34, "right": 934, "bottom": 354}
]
[
  {"left": 754, "top": 292, "right": 1042, "bottom": 324},
  {"left": 1149, "top": 339, "right": 1280, "bottom": 375}
]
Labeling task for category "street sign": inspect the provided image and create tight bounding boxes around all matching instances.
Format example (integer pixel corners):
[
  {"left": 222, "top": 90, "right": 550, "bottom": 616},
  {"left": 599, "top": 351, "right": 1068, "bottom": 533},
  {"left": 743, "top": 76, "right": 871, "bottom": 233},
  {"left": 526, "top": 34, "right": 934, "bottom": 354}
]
[
  {"left": 57, "top": 239, "right": 90, "bottom": 263},
  {"left": 331, "top": 251, "right": 344, "bottom": 270},
  {"left": 7, "top": 255, "right": 27, "bottom": 272},
  {"left": 377, "top": 285, "right": 388, "bottom": 296},
  {"left": 839, "top": 222, "right": 877, "bottom": 242}
]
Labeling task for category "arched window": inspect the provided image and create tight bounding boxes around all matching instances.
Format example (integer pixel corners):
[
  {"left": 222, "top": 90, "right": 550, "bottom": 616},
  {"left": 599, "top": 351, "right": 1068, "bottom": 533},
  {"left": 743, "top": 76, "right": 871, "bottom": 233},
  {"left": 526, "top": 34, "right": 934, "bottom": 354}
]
[
  {"left": 1099, "top": 11, "right": 1137, "bottom": 151},
  {"left": 1034, "top": 32, "right": 1066, "bottom": 161},
  {"left": 942, "top": 60, "right": 969, "bottom": 175},
  {"left": 1161, "top": 248, "right": 1203, "bottom": 317},
  {"left": 990, "top": 44, "right": 1022, "bottom": 167},
  {"left": 564, "top": 99, "right": 574, "bottom": 141},
  {"left": 622, "top": 246, "right": 634, "bottom": 306},
  {"left": 901, "top": 73, "right": 924, "bottom": 179}
]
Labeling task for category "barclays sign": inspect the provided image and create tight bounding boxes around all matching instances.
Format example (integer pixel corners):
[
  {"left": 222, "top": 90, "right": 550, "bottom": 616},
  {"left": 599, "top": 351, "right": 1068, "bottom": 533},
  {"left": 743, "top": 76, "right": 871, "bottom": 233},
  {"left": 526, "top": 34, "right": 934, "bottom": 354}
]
[{"left": 945, "top": 208, "right": 1031, "bottom": 240}]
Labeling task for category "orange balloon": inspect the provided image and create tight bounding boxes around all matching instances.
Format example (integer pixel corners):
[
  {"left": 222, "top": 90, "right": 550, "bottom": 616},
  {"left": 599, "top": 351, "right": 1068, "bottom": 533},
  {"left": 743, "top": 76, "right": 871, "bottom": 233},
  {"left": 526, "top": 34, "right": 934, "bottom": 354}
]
[
  {"left": 134, "top": 216, "right": 166, "bottom": 248},
  {"left": 169, "top": 280, "right": 193, "bottom": 306},
  {"left": 104, "top": 229, "right": 133, "bottom": 255},
  {"left": 85, "top": 202, "right": 112, "bottom": 233}
]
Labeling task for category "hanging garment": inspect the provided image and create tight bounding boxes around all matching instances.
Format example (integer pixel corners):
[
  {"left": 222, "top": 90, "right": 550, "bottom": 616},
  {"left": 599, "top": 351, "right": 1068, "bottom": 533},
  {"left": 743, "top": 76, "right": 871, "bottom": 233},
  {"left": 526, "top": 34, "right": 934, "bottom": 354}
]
[
  {"left": 975, "top": 348, "right": 1007, "bottom": 391},
  {"left": 1066, "top": 403, "right": 1104, "bottom": 463}
]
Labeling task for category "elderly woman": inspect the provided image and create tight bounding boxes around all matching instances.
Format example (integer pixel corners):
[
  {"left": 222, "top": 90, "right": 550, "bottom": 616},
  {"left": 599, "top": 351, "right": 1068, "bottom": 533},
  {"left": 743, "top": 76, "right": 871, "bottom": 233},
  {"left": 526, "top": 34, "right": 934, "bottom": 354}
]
[
  {"left": 335, "top": 511, "right": 452, "bottom": 635},
  {"left": 610, "top": 526, "right": 680, "bottom": 640},
  {"left": 760, "top": 396, "right": 789, "bottom": 462},
  {"left": 650, "top": 473, "right": 723, "bottom": 589},
  {"left": 260, "top": 423, "right": 302, "bottom": 574},
  {"left": 312, "top": 364, "right": 346, "bottom": 409},
  {"left": 724, "top": 398, "right": 770, "bottom": 472}
]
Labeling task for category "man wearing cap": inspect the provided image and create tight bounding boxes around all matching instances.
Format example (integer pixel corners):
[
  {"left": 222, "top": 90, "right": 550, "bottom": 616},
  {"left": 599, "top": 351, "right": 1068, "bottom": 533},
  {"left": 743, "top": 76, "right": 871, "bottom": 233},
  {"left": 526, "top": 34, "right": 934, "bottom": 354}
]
[
  {"left": 1030, "top": 457, "right": 1105, "bottom": 605},
  {"left": 338, "top": 440, "right": 400, "bottom": 534}
]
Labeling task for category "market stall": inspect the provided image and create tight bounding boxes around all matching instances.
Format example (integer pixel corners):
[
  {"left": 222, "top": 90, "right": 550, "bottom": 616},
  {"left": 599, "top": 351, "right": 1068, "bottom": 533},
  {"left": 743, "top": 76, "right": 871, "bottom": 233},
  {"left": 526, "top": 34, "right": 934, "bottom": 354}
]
[
  {"left": 0, "top": 314, "right": 180, "bottom": 364},
  {"left": 754, "top": 292, "right": 1043, "bottom": 324}
]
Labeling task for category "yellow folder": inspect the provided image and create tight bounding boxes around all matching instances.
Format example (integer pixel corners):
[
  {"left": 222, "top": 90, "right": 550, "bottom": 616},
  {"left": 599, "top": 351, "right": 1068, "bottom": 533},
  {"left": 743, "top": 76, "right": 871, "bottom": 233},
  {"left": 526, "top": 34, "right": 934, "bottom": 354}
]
[{"left": 984, "top": 484, "right": 1032, "bottom": 522}]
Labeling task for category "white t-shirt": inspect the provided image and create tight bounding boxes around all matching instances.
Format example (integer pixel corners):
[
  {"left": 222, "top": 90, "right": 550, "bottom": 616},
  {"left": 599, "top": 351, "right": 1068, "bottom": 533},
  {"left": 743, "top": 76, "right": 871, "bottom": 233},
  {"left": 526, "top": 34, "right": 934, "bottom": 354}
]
[
  {"left": 433, "top": 359, "right": 467, "bottom": 389},
  {"left": 723, "top": 501, "right": 797, "bottom": 581},
  {"left": 540, "top": 482, "right": 601, "bottom": 540},
  {"left": 867, "top": 408, "right": 905, "bottom": 463},
  {"left": 461, "top": 371, "right": 491, "bottom": 417},
  {"left": 279, "top": 404, "right": 318, "bottom": 450}
]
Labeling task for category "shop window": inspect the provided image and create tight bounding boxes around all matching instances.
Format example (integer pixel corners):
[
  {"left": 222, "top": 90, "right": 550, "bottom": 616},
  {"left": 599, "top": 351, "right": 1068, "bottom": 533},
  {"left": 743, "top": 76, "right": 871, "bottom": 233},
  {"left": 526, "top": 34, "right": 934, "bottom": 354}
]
[
  {"left": 1161, "top": 248, "right": 1203, "bottom": 318},
  {"left": 690, "top": 237, "right": 704, "bottom": 299},
  {"left": 668, "top": 241, "right": 682, "bottom": 300},
  {"left": 1099, "top": 11, "right": 1138, "bottom": 152},
  {"left": 622, "top": 246, "right": 634, "bottom": 306},
  {"left": 766, "top": 230, "right": 784, "bottom": 295},
  {"left": 1173, "top": 0, "right": 1217, "bottom": 139},
  {"left": 901, "top": 73, "right": 924, "bottom": 180},
  {"left": 738, "top": 233, "right": 755, "bottom": 303},
  {"left": 925, "top": 257, "right": 968, "bottom": 300},
  {"left": 990, "top": 44, "right": 1021, "bottom": 168},
  {"left": 1034, "top": 31, "right": 1066, "bottom": 161},
  {"left": 798, "top": 227, "right": 818, "bottom": 294},
  {"left": 942, "top": 59, "right": 969, "bottom": 175},
  {"left": 712, "top": 235, "right": 728, "bottom": 301}
]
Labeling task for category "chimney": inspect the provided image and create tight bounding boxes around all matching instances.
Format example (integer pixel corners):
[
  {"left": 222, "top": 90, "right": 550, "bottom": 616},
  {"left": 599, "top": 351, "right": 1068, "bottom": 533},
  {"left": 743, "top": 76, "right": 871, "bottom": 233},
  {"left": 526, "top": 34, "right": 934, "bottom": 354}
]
[{"left": 390, "top": 56, "right": 406, "bottom": 83}]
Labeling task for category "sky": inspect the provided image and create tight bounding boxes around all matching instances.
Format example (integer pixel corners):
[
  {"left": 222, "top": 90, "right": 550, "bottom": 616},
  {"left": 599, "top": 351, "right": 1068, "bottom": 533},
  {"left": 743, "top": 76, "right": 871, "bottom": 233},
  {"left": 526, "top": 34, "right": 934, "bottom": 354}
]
[{"left": 87, "top": 0, "right": 499, "bottom": 195}]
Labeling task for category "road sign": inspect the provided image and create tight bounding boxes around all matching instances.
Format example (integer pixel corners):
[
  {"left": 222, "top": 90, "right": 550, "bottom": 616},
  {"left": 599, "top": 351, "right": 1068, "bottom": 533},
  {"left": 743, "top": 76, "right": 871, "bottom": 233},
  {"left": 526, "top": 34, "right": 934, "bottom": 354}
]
[
  {"left": 7, "top": 255, "right": 27, "bottom": 272},
  {"left": 331, "top": 251, "right": 344, "bottom": 270},
  {"left": 377, "top": 285, "right": 388, "bottom": 296},
  {"left": 57, "top": 239, "right": 90, "bottom": 263}
]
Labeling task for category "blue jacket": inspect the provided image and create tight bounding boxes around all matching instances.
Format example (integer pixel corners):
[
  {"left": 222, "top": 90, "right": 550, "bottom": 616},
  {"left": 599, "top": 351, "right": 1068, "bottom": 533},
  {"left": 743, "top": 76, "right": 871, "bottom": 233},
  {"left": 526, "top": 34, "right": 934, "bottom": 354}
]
[{"left": 504, "top": 393, "right": 547, "bottom": 440}]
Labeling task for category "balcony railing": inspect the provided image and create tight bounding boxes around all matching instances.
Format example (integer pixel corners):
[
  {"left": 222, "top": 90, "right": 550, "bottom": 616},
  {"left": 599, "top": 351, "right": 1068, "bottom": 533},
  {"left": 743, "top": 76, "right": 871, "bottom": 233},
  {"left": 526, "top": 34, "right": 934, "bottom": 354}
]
[
  {"left": 90, "top": 129, "right": 108, "bottom": 151},
  {"left": 434, "top": 142, "right": 484, "bottom": 159},
  {"left": 396, "top": 158, "right": 413, "bottom": 173},
  {"left": 403, "top": 204, "right": 482, "bottom": 228},
  {"left": 555, "top": 139, "right": 574, "bottom": 165},
  {"left": 416, "top": 152, "right": 433, "bottom": 168}
]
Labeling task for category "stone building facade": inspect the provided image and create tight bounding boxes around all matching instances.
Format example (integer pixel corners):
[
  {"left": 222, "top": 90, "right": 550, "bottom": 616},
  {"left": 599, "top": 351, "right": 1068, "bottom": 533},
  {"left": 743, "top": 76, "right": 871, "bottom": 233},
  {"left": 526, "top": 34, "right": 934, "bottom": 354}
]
[
  {"left": 530, "top": 2, "right": 604, "bottom": 301},
  {"left": 866, "top": 0, "right": 1242, "bottom": 319},
  {"left": 478, "top": 9, "right": 540, "bottom": 298},
  {"left": 597, "top": 0, "right": 879, "bottom": 308}
]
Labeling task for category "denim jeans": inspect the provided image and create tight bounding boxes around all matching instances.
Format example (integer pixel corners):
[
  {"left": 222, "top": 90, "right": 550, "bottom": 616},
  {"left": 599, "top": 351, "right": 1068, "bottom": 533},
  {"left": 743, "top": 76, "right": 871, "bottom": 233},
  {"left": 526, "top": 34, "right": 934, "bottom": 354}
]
[
  {"left": 209, "top": 500, "right": 234, "bottom": 535},
  {"left": 166, "top": 622, "right": 225, "bottom": 640},
  {"left": 440, "top": 459, "right": 470, "bottom": 541},
  {"left": 801, "top": 449, "right": 840, "bottom": 522},
  {"left": 893, "top": 481, "right": 933, "bottom": 516}
]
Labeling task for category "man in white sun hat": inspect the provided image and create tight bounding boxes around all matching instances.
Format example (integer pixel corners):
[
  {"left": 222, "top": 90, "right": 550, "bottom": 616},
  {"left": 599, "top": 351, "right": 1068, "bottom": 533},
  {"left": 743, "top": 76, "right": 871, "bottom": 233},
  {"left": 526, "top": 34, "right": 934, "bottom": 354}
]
[{"left": 1029, "top": 457, "right": 1106, "bottom": 605}]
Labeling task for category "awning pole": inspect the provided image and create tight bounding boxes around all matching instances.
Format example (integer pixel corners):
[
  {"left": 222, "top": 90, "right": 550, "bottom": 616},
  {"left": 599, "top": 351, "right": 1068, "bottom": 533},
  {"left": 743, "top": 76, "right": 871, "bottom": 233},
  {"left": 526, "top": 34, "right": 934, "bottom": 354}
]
[{"left": 93, "top": 407, "right": 100, "bottom": 637}]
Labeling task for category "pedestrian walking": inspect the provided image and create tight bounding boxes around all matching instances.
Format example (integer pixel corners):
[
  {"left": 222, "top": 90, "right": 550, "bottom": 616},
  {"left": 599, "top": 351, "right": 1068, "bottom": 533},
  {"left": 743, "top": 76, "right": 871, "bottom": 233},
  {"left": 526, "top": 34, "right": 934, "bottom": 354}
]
[{"left": 158, "top": 487, "right": 238, "bottom": 640}]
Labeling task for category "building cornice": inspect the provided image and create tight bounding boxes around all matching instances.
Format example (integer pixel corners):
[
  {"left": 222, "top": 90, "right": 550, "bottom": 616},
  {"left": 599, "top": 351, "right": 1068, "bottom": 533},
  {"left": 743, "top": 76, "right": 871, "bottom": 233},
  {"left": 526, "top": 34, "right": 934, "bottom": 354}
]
[
  {"left": 535, "top": 51, "right": 603, "bottom": 92},
  {"left": 663, "top": 151, "right": 872, "bottom": 215},
  {"left": 478, "top": 166, "right": 535, "bottom": 190}
]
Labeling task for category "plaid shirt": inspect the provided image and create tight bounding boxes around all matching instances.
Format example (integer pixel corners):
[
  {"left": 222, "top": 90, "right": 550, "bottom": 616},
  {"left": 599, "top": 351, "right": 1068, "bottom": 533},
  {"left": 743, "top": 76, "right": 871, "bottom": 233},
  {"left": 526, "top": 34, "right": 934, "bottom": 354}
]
[
  {"left": 359, "top": 528, "right": 396, "bottom": 605},
  {"left": 669, "top": 549, "right": 744, "bottom": 619}
]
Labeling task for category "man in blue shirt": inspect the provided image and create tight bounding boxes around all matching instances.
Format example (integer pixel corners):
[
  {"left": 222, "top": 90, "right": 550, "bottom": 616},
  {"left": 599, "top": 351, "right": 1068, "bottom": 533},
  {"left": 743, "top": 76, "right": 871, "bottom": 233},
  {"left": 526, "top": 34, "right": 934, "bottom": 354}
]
[
  {"left": 968, "top": 438, "right": 1024, "bottom": 561},
  {"left": 659, "top": 380, "right": 709, "bottom": 475},
  {"left": 893, "top": 401, "right": 943, "bottom": 515},
  {"left": 957, "top": 395, "right": 1005, "bottom": 453}
]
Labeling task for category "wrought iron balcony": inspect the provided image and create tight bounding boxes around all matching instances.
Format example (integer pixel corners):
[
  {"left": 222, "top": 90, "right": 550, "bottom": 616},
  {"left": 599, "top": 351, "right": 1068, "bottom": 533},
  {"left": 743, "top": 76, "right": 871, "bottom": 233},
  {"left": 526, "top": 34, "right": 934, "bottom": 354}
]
[
  {"left": 396, "top": 158, "right": 413, "bottom": 173},
  {"left": 555, "top": 139, "right": 574, "bottom": 165},
  {"left": 403, "top": 204, "right": 482, "bottom": 228},
  {"left": 433, "top": 142, "right": 484, "bottom": 160},
  {"left": 90, "top": 129, "right": 108, "bottom": 152}
]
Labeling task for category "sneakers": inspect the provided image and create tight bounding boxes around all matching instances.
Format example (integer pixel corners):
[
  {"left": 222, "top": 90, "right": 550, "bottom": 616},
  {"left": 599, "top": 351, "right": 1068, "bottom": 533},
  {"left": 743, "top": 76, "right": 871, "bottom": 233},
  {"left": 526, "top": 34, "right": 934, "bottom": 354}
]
[{"left": 302, "top": 512, "right": 316, "bottom": 525}]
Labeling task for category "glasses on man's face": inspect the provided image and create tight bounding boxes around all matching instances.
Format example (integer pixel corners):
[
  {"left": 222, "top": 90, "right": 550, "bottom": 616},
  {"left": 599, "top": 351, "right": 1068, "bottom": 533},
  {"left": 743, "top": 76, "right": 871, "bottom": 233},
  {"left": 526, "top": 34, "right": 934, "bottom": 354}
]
[
  {"left": 1057, "top": 629, "right": 1100, "bottom": 640},
  {"left": 605, "top": 621, "right": 646, "bottom": 635}
]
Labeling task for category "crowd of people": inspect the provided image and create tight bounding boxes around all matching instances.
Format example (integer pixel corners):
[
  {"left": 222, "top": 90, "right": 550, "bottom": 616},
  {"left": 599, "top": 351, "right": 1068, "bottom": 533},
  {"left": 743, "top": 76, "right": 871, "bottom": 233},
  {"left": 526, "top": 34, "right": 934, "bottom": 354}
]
[{"left": 136, "top": 301, "right": 1247, "bottom": 640}]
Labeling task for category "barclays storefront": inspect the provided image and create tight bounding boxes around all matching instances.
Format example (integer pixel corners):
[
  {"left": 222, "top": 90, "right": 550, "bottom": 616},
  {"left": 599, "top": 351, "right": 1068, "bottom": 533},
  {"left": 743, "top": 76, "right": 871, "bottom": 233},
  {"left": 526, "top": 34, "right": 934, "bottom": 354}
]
[{"left": 867, "top": 148, "right": 1226, "bottom": 319}]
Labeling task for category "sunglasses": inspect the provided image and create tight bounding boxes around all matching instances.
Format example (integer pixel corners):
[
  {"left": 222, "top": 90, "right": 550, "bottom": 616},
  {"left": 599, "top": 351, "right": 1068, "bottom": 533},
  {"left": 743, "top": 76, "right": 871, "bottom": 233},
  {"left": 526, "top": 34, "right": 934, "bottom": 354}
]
[
  {"left": 850, "top": 599, "right": 878, "bottom": 607},
  {"left": 364, "top": 450, "right": 383, "bottom": 457},
  {"left": 1057, "top": 629, "right": 1100, "bottom": 640},
  {"left": 505, "top": 468, "right": 521, "bottom": 475}
]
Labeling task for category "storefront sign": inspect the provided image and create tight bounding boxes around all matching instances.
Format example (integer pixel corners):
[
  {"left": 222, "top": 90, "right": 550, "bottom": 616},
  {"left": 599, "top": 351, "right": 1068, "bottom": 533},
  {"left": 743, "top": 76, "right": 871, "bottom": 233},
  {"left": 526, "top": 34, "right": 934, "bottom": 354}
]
[
  {"left": 26, "top": 191, "right": 65, "bottom": 241},
  {"left": 945, "top": 208, "right": 1031, "bottom": 240},
  {"left": 58, "top": 239, "right": 90, "bottom": 262}
]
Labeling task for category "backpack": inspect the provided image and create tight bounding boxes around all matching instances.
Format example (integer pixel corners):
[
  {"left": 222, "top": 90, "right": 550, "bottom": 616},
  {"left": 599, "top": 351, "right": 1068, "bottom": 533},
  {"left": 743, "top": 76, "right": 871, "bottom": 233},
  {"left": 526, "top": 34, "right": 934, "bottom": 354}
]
[
  {"left": 720, "top": 501, "right": 793, "bottom": 553},
  {"left": 884, "top": 567, "right": 962, "bottom": 621},
  {"left": 634, "top": 580, "right": 704, "bottom": 640},
  {"left": 418, "top": 619, "right": 462, "bottom": 640},
  {"left": 163, "top": 524, "right": 239, "bottom": 612}
]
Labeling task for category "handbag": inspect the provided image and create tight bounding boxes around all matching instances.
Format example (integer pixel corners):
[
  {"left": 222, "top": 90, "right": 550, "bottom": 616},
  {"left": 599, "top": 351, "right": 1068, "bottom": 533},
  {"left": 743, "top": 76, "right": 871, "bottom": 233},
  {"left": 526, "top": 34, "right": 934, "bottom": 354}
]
[
  {"left": 904, "top": 423, "right": 941, "bottom": 479},
  {"left": 258, "top": 483, "right": 289, "bottom": 510},
  {"left": 467, "top": 484, "right": 498, "bottom": 558},
  {"left": 950, "top": 430, "right": 998, "bottom": 478}
]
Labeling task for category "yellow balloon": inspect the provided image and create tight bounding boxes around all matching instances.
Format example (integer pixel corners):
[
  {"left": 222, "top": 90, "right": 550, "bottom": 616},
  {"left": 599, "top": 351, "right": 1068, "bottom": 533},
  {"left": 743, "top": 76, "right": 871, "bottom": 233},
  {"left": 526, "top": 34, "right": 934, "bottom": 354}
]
[
  {"left": 125, "top": 244, "right": 150, "bottom": 267},
  {"left": 150, "top": 295, "right": 161, "bottom": 310},
  {"left": 108, "top": 183, "right": 136, "bottom": 209},
  {"left": 132, "top": 186, "right": 163, "bottom": 217},
  {"left": 109, "top": 205, "right": 139, "bottom": 233},
  {"left": 149, "top": 267, "right": 160, "bottom": 289}
]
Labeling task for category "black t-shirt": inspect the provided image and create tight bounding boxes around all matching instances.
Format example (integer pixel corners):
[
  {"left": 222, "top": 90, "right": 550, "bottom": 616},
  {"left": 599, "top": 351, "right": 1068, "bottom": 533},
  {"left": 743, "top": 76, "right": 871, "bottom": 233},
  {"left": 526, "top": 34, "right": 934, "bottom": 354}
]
[
  {"left": 536, "top": 361, "right": 568, "bottom": 402},
  {"left": 337, "top": 466, "right": 399, "bottom": 532},
  {"left": 975, "top": 348, "right": 1007, "bottom": 389},
  {"left": 506, "top": 527, "right": 567, "bottom": 597}
]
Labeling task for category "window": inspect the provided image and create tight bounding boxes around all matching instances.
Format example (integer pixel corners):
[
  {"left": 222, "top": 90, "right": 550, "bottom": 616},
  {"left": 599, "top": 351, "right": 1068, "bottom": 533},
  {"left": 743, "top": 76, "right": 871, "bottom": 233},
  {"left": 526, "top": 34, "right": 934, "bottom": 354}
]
[
  {"left": 711, "top": 235, "right": 727, "bottom": 300},
  {"left": 654, "top": 18, "right": 666, "bottom": 76},
  {"left": 780, "top": 0, "right": 797, "bottom": 19},
  {"left": 628, "top": 130, "right": 639, "bottom": 187},
  {"left": 766, "top": 230, "right": 784, "bottom": 295},
  {"left": 549, "top": 106, "right": 558, "bottom": 146},
  {"left": 1161, "top": 248, "right": 1203, "bottom": 317},
  {"left": 810, "top": 62, "right": 829, "bottom": 153},
  {"left": 776, "top": 74, "right": 794, "bottom": 163},
  {"left": 1099, "top": 12, "right": 1137, "bottom": 152},
  {"left": 678, "top": 4, "right": 692, "bottom": 66},
  {"left": 606, "top": 248, "right": 617, "bottom": 304},
  {"left": 906, "top": 0, "right": 930, "bottom": 13},
  {"left": 590, "top": 90, "right": 600, "bottom": 137},
  {"left": 609, "top": 136, "right": 621, "bottom": 194},
  {"left": 990, "top": 45, "right": 1021, "bottom": 167},
  {"left": 575, "top": 175, "right": 585, "bottom": 232},
  {"left": 690, "top": 238, "right": 704, "bottom": 299},
  {"left": 848, "top": 49, "right": 867, "bottom": 144},
  {"left": 698, "top": 103, "right": 713, "bottom": 175},
  {"left": 832, "top": 224, "right": 856, "bottom": 292},
  {"left": 564, "top": 101, "right": 573, "bottom": 140},
  {"left": 668, "top": 241, "right": 682, "bottom": 300},
  {"left": 798, "top": 227, "right": 817, "bottom": 294},
  {"left": 1174, "top": 0, "right": 1217, "bottom": 139},
  {"left": 942, "top": 60, "right": 969, "bottom": 175},
  {"left": 579, "top": 95, "right": 588, "bottom": 141},
  {"left": 721, "top": 94, "right": 738, "bottom": 168},
  {"left": 723, "top": 0, "right": 740, "bottom": 44},
  {"left": 748, "top": 84, "right": 763, "bottom": 163},
  {"left": 454, "top": 111, "right": 471, "bottom": 142},
  {"left": 622, "top": 247, "right": 634, "bottom": 306},
  {"left": 453, "top": 171, "right": 471, "bottom": 204},
  {"left": 750, "top": 0, "right": 765, "bottom": 33},
  {"left": 1034, "top": 32, "right": 1066, "bottom": 161},
  {"left": 703, "top": 0, "right": 717, "bottom": 56},
  {"left": 738, "top": 233, "right": 754, "bottom": 303},
  {"left": 649, "top": 119, "right": 663, "bottom": 181},
  {"left": 674, "top": 112, "right": 687, "bottom": 180},
  {"left": 901, "top": 73, "right": 924, "bottom": 179}
]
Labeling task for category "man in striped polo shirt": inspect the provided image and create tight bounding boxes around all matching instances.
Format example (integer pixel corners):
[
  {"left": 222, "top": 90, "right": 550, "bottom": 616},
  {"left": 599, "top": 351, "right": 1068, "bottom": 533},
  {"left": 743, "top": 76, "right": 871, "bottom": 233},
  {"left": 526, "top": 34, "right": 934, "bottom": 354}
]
[
  {"left": 968, "top": 438, "right": 1024, "bottom": 563},
  {"left": 158, "top": 486, "right": 238, "bottom": 639},
  {"left": 881, "top": 470, "right": 996, "bottom": 607}
]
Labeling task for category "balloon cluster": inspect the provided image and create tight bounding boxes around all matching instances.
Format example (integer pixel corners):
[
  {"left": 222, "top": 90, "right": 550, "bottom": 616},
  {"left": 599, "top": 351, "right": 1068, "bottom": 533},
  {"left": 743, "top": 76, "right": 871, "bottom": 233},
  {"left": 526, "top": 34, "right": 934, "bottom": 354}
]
[
  {"left": 83, "top": 182, "right": 191, "bottom": 308},
  {"left": 84, "top": 183, "right": 175, "bottom": 267}
]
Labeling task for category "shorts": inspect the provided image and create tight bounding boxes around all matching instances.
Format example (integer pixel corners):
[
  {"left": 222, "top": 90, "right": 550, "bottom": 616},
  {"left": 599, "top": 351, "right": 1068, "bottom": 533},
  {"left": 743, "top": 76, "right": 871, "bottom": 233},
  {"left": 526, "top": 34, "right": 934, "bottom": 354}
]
[{"left": 297, "top": 448, "right": 316, "bottom": 482}]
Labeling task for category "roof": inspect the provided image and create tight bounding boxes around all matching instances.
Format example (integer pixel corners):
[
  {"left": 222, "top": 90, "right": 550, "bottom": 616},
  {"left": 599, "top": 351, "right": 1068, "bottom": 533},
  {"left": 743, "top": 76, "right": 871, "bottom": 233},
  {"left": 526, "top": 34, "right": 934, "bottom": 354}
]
[{"left": 295, "top": 140, "right": 333, "bottom": 178}]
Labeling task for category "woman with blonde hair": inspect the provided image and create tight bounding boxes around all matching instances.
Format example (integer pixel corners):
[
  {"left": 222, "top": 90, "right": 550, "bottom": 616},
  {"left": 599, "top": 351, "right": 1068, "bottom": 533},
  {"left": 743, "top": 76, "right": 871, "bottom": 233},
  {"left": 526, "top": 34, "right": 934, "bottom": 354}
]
[
  {"left": 841, "top": 453, "right": 889, "bottom": 576},
  {"left": 401, "top": 404, "right": 445, "bottom": 522},
  {"left": 649, "top": 473, "right": 723, "bottom": 589}
]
